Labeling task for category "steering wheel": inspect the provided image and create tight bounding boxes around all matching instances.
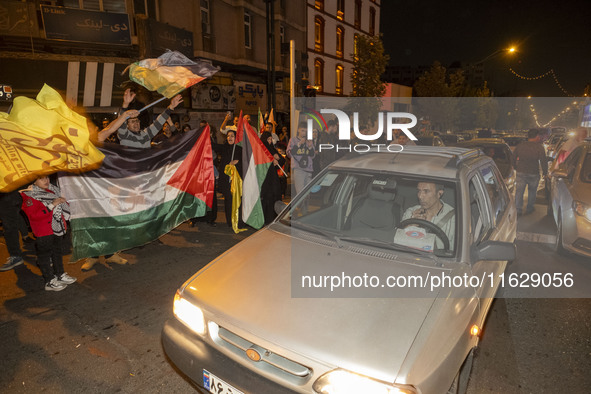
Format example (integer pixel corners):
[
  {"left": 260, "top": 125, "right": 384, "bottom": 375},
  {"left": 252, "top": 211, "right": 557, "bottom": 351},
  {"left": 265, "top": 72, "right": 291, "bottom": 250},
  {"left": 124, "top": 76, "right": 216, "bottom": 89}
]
[{"left": 395, "top": 218, "right": 450, "bottom": 251}]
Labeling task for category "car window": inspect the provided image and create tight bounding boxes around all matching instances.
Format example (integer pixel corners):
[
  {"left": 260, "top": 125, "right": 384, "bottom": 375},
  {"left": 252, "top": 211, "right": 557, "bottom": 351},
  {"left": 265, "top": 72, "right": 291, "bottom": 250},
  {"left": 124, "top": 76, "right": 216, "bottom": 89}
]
[
  {"left": 564, "top": 146, "right": 584, "bottom": 179},
  {"left": 468, "top": 176, "right": 490, "bottom": 244},
  {"left": 280, "top": 170, "right": 459, "bottom": 257},
  {"left": 580, "top": 152, "right": 591, "bottom": 184},
  {"left": 478, "top": 165, "right": 508, "bottom": 226}
]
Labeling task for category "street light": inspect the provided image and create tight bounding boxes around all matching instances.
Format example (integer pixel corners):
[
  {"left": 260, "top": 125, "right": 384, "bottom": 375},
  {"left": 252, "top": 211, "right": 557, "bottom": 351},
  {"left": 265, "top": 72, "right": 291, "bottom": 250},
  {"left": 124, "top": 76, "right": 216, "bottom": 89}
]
[{"left": 475, "top": 46, "right": 517, "bottom": 64}]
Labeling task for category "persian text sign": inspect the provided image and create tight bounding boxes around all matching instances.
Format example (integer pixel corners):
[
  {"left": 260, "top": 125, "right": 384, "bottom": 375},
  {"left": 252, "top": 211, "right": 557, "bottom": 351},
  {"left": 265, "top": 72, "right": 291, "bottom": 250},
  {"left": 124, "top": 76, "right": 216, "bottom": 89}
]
[{"left": 41, "top": 5, "right": 131, "bottom": 45}]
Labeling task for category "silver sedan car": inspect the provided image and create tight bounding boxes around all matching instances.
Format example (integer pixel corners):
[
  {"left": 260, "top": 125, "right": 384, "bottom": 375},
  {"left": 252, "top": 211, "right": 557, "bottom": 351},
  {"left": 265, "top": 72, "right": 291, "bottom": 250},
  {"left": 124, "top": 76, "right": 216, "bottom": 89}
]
[
  {"left": 162, "top": 147, "right": 516, "bottom": 394},
  {"left": 549, "top": 140, "right": 591, "bottom": 257}
]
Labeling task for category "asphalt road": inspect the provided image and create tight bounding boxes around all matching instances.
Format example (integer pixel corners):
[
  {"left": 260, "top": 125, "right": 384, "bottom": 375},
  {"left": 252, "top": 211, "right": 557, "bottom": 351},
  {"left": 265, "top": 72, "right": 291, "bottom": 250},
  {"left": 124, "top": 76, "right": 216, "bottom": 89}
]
[
  {"left": 0, "top": 220, "right": 248, "bottom": 393},
  {"left": 1, "top": 196, "right": 590, "bottom": 393}
]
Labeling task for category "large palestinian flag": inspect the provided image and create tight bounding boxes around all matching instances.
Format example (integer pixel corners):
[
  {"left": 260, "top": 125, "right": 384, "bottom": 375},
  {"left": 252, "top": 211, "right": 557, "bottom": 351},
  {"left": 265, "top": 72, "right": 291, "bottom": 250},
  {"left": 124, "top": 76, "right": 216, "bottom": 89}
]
[
  {"left": 59, "top": 127, "right": 214, "bottom": 260},
  {"left": 241, "top": 121, "right": 273, "bottom": 229}
]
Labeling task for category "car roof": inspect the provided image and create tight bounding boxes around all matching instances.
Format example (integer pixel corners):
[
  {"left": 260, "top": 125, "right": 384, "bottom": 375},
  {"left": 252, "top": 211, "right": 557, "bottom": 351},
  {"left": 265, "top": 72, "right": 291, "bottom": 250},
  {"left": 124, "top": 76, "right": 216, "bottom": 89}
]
[
  {"left": 330, "top": 146, "right": 483, "bottom": 179},
  {"left": 456, "top": 138, "right": 513, "bottom": 149},
  {"left": 456, "top": 138, "right": 506, "bottom": 145}
]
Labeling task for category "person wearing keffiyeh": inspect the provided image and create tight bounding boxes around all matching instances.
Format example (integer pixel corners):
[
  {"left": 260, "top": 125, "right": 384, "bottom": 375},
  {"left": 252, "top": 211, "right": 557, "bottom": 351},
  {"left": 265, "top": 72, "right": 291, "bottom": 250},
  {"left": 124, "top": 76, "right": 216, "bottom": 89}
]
[{"left": 20, "top": 176, "right": 77, "bottom": 292}]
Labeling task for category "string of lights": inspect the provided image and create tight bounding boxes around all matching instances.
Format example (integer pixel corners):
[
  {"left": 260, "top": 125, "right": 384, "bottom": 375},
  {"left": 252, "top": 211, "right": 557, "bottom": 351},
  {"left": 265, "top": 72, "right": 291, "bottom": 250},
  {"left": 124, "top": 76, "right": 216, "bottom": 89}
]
[
  {"left": 510, "top": 68, "right": 574, "bottom": 96},
  {"left": 528, "top": 99, "right": 581, "bottom": 128}
]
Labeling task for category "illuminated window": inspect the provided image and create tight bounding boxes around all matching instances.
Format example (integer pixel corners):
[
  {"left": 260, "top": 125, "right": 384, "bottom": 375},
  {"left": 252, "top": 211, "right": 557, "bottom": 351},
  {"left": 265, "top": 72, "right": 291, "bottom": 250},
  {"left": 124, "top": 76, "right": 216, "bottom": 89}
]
[
  {"left": 354, "top": 0, "right": 361, "bottom": 29},
  {"left": 336, "top": 65, "right": 344, "bottom": 95},
  {"left": 353, "top": 34, "right": 360, "bottom": 59},
  {"left": 314, "top": 16, "right": 324, "bottom": 52},
  {"left": 314, "top": 58, "right": 324, "bottom": 92},
  {"left": 337, "top": 0, "right": 344, "bottom": 20},
  {"left": 314, "top": 0, "right": 324, "bottom": 11},
  {"left": 336, "top": 26, "right": 344, "bottom": 58},
  {"left": 369, "top": 7, "right": 376, "bottom": 35},
  {"left": 244, "top": 12, "right": 252, "bottom": 48}
]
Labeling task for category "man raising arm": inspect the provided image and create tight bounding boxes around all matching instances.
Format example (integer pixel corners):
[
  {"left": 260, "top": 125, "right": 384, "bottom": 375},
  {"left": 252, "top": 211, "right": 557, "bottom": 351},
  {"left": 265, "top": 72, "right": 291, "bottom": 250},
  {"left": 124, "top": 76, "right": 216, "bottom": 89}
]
[{"left": 107, "top": 88, "right": 183, "bottom": 148}]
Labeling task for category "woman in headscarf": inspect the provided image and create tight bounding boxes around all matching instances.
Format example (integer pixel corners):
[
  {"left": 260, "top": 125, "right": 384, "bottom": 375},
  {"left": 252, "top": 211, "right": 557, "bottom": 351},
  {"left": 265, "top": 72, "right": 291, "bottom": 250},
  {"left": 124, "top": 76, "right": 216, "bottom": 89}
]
[
  {"left": 260, "top": 131, "right": 286, "bottom": 225},
  {"left": 214, "top": 129, "right": 243, "bottom": 228}
]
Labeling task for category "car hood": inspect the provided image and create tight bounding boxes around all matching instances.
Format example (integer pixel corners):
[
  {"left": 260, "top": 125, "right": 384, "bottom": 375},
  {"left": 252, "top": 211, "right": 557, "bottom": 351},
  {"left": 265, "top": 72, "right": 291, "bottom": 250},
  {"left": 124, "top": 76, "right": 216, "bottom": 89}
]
[{"left": 182, "top": 227, "right": 447, "bottom": 383}]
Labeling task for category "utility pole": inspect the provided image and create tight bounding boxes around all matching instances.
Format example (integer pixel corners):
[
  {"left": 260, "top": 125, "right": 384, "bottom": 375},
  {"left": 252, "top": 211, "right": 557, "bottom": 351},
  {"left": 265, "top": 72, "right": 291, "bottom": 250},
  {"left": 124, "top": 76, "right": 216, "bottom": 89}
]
[
  {"left": 290, "top": 39, "right": 296, "bottom": 138},
  {"left": 265, "top": 0, "right": 276, "bottom": 112}
]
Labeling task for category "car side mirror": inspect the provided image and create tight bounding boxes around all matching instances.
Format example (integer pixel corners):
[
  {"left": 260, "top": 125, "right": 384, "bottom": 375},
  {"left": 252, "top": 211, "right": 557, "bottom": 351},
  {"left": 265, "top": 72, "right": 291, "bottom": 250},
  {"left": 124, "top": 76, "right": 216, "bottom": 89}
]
[
  {"left": 471, "top": 240, "right": 516, "bottom": 261},
  {"left": 274, "top": 200, "right": 287, "bottom": 215}
]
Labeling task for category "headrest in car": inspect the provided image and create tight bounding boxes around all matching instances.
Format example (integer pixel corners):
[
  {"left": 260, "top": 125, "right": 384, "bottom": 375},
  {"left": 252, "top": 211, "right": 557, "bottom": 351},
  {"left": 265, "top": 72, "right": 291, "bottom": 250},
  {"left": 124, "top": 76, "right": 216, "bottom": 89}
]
[{"left": 369, "top": 179, "right": 397, "bottom": 201}]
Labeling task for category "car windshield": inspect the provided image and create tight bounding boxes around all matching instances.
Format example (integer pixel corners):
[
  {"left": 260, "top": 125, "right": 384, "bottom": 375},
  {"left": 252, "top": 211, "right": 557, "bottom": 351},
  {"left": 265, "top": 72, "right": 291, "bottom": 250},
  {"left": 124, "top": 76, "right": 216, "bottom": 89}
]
[
  {"left": 278, "top": 171, "right": 458, "bottom": 258},
  {"left": 581, "top": 152, "right": 591, "bottom": 183}
]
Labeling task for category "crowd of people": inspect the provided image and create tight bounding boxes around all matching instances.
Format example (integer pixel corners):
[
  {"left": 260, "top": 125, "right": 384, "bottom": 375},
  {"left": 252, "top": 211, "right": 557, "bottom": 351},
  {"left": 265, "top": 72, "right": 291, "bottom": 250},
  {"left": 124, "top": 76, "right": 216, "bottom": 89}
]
[
  {"left": 2, "top": 84, "right": 589, "bottom": 292},
  {"left": 0, "top": 89, "right": 305, "bottom": 290}
]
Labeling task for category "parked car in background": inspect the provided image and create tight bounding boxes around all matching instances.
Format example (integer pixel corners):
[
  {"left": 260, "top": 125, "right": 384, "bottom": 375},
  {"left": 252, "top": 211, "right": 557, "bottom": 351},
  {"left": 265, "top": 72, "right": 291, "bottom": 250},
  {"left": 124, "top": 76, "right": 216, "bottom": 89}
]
[
  {"left": 548, "top": 140, "right": 591, "bottom": 257},
  {"left": 162, "top": 147, "right": 516, "bottom": 394},
  {"left": 440, "top": 134, "right": 462, "bottom": 145},
  {"left": 503, "top": 135, "right": 527, "bottom": 147},
  {"left": 545, "top": 133, "right": 568, "bottom": 160},
  {"left": 457, "top": 131, "right": 476, "bottom": 141},
  {"left": 416, "top": 135, "right": 445, "bottom": 147},
  {"left": 456, "top": 138, "right": 516, "bottom": 192}
]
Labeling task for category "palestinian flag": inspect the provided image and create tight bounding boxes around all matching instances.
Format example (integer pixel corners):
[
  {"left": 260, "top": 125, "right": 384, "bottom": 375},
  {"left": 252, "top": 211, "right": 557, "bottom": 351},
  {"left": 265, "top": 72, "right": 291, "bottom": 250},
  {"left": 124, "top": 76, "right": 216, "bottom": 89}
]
[
  {"left": 59, "top": 127, "right": 215, "bottom": 260},
  {"left": 241, "top": 120, "right": 273, "bottom": 229},
  {"left": 128, "top": 50, "right": 220, "bottom": 98}
]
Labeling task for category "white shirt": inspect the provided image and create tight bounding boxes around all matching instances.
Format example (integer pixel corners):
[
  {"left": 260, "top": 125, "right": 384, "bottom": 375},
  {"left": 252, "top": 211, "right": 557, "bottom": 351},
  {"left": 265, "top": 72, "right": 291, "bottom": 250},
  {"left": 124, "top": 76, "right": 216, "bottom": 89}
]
[{"left": 402, "top": 202, "right": 455, "bottom": 250}]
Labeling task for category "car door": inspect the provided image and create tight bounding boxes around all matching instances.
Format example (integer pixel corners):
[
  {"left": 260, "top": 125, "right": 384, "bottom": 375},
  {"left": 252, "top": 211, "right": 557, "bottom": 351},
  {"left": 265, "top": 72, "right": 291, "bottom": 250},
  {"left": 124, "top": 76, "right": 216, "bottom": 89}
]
[
  {"left": 552, "top": 146, "right": 584, "bottom": 240},
  {"left": 467, "top": 165, "right": 511, "bottom": 320}
]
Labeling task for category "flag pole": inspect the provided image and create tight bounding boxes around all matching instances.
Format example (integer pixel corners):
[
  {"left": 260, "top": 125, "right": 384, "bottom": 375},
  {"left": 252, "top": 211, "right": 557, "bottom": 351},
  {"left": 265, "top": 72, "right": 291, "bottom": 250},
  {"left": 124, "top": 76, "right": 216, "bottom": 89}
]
[
  {"left": 278, "top": 165, "right": 288, "bottom": 177},
  {"left": 138, "top": 96, "right": 167, "bottom": 113}
]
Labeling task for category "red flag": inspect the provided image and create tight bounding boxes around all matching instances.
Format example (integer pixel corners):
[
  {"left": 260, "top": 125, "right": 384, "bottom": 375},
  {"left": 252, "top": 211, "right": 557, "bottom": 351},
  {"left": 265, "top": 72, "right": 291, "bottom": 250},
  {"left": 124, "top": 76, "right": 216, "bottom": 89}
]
[
  {"left": 235, "top": 110, "right": 244, "bottom": 144},
  {"left": 168, "top": 125, "right": 215, "bottom": 208}
]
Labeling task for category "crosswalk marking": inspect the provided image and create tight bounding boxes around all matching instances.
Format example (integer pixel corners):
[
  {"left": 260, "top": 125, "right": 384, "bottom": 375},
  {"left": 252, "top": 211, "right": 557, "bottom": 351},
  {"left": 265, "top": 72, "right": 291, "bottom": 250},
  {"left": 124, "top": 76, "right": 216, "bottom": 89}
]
[{"left": 516, "top": 231, "right": 556, "bottom": 244}]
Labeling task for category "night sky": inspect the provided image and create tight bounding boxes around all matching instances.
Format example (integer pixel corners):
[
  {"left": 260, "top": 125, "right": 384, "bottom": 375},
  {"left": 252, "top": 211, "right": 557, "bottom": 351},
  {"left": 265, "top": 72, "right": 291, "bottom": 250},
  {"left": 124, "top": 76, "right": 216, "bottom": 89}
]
[{"left": 381, "top": 0, "right": 591, "bottom": 97}]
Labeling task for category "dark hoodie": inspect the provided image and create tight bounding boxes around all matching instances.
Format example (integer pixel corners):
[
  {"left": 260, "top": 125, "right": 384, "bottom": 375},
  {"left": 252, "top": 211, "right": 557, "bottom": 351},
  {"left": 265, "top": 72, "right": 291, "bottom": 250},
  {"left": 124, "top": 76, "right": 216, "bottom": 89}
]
[{"left": 260, "top": 132, "right": 286, "bottom": 224}]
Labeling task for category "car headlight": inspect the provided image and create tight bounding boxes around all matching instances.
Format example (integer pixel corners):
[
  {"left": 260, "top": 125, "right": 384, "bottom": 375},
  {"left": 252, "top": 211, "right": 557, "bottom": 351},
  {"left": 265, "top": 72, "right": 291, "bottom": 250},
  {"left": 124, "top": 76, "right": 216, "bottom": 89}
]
[
  {"left": 573, "top": 200, "right": 591, "bottom": 222},
  {"left": 313, "top": 369, "right": 417, "bottom": 394},
  {"left": 173, "top": 290, "right": 206, "bottom": 335}
]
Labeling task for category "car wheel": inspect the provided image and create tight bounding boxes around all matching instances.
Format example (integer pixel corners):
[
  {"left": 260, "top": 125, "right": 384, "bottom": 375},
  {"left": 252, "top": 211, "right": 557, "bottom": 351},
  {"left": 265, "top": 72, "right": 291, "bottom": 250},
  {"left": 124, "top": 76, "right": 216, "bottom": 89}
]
[
  {"left": 448, "top": 348, "right": 475, "bottom": 394},
  {"left": 555, "top": 211, "right": 566, "bottom": 255}
]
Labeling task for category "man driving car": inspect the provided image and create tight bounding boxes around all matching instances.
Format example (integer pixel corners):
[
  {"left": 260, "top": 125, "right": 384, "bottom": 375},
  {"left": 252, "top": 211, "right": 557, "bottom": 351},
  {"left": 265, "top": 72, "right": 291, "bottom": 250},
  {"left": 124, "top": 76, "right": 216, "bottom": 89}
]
[{"left": 401, "top": 182, "right": 455, "bottom": 249}]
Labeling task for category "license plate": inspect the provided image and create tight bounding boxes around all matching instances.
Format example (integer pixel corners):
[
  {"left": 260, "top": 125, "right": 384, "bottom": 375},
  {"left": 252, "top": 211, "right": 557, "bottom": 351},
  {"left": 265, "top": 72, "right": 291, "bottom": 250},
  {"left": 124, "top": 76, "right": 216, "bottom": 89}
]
[{"left": 203, "top": 369, "right": 244, "bottom": 394}]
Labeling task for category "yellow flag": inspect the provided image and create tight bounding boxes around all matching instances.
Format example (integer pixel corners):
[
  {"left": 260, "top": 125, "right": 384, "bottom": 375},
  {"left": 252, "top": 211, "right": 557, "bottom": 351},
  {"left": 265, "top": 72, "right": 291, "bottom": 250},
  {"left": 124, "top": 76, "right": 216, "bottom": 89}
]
[
  {"left": 224, "top": 164, "right": 247, "bottom": 234},
  {"left": 0, "top": 84, "right": 104, "bottom": 192}
]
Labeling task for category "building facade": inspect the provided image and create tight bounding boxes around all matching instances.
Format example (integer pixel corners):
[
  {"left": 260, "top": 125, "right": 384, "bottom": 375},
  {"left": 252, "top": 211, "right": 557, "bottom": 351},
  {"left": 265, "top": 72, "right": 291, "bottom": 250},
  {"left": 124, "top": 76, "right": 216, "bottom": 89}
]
[
  {"left": 0, "top": 0, "right": 306, "bottom": 127},
  {"left": 307, "top": 0, "right": 380, "bottom": 96}
]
